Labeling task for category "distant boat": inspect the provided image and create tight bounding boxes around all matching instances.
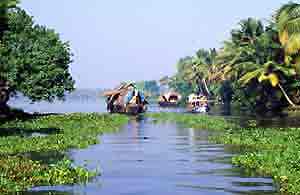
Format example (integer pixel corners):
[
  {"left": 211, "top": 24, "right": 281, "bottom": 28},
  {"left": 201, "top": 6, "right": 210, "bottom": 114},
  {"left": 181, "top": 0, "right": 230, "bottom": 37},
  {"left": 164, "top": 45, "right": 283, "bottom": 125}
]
[
  {"left": 187, "top": 94, "right": 209, "bottom": 113},
  {"left": 103, "top": 83, "right": 148, "bottom": 115},
  {"left": 158, "top": 92, "right": 181, "bottom": 107}
]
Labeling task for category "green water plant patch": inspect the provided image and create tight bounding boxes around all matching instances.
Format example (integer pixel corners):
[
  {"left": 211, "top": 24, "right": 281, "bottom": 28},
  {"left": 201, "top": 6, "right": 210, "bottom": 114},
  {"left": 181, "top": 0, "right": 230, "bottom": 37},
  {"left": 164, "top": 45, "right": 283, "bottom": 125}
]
[
  {"left": 0, "top": 113, "right": 128, "bottom": 192},
  {"left": 217, "top": 127, "right": 300, "bottom": 194},
  {"left": 147, "top": 113, "right": 237, "bottom": 131}
]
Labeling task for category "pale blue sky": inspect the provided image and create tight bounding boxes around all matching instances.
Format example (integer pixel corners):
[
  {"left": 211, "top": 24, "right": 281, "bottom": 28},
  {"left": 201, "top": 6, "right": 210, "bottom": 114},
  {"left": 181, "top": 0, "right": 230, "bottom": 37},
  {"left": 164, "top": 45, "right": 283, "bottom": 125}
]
[{"left": 21, "top": 0, "right": 287, "bottom": 88}]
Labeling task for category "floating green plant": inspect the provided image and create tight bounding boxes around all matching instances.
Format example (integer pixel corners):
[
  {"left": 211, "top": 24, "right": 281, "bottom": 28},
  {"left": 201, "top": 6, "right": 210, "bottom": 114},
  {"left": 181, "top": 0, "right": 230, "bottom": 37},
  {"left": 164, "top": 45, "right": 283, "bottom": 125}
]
[{"left": 0, "top": 113, "right": 128, "bottom": 192}]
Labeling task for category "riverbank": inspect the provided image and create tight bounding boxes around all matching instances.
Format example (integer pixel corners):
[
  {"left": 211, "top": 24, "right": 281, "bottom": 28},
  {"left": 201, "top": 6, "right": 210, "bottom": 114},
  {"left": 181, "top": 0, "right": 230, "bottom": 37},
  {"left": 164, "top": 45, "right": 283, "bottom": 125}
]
[
  {"left": 147, "top": 113, "right": 300, "bottom": 194},
  {"left": 0, "top": 113, "right": 128, "bottom": 192}
]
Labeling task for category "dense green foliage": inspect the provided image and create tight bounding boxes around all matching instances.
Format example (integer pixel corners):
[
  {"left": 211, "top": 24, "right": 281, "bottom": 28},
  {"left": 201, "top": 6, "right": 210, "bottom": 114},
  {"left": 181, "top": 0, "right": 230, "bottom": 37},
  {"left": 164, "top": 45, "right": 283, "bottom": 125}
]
[
  {"left": 169, "top": 2, "right": 300, "bottom": 111},
  {"left": 1, "top": 8, "right": 74, "bottom": 102},
  {"left": 169, "top": 49, "right": 218, "bottom": 99},
  {"left": 0, "top": 0, "right": 18, "bottom": 39},
  {"left": 147, "top": 112, "right": 236, "bottom": 130},
  {"left": 215, "top": 18, "right": 299, "bottom": 111},
  {"left": 0, "top": 113, "right": 128, "bottom": 192},
  {"left": 148, "top": 113, "right": 300, "bottom": 194},
  {"left": 0, "top": 0, "right": 18, "bottom": 113}
]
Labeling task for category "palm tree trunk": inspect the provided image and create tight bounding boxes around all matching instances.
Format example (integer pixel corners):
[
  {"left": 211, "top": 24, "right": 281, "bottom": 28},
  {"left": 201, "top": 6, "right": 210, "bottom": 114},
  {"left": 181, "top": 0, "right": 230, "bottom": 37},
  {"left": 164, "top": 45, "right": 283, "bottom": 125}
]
[
  {"left": 202, "top": 78, "right": 210, "bottom": 96},
  {"left": 278, "top": 83, "right": 296, "bottom": 107}
]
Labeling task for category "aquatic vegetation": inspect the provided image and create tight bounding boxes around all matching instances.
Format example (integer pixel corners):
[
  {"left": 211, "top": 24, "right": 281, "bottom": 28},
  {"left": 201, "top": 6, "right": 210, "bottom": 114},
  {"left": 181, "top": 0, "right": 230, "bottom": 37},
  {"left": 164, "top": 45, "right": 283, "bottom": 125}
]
[
  {"left": 148, "top": 112, "right": 300, "bottom": 194},
  {"left": 217, "top": 127, "right": 300, "bottom": 194},
  {"left": 0, "top": 113, "right": 128, "bottom": 192},
  {"left": 0, "top": 156, "right": 96, "bottom": 193},
  {"left": 147, "top": 113, "right": 237, "bottom": 131}
]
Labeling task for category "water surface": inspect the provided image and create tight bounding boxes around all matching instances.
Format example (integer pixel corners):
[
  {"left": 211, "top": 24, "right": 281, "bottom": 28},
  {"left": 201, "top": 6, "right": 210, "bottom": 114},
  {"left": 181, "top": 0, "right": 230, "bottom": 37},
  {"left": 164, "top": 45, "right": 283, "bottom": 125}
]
[
  {"left": 30, "top": 117, "right": 277, "bottom": 195},
  {"left": 10, "top": 95, "right": 300, "bottom": 128},
  {"left": 9, "top": 95, "right": 294, "bottom": 194}
]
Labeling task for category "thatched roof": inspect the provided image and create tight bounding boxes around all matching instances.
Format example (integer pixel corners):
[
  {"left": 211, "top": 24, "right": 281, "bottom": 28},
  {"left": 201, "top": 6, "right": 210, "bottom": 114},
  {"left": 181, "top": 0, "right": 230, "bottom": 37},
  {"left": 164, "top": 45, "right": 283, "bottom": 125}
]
[{"left": 102, "top": 83, "right": 135, "bottom": 97}]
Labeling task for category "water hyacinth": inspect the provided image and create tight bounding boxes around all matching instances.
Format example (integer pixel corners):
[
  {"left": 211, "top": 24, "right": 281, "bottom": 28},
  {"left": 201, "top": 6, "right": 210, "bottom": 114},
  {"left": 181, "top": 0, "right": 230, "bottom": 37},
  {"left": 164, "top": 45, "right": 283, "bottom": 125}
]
[{"left": 0, "top": 113, "right": 129, "bottom": 192}]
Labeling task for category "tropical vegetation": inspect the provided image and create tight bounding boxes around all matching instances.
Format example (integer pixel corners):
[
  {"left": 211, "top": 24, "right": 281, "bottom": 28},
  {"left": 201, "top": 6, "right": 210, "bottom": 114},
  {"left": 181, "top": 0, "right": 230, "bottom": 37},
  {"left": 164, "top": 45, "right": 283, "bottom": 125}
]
[
  {"left": 168, "top": 49, "right": 218, "bottom": 99},
  {"left": 0, "top": 2, "right": 74, "bottom": 117},
  {"left": 169, "top": 2, "right": 300, "bottom": 112},
  {"left": 136, "top": 80, "right": 160, "bottom": 97}
]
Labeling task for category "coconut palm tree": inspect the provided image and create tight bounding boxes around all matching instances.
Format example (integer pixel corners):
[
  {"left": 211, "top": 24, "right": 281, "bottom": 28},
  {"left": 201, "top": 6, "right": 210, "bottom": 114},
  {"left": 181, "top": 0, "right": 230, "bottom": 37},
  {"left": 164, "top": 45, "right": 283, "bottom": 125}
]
[
  {"left": 212, "top": 18, "right": 267, "bottom": 84},
  {"left": 231, "top": 18, "right": 264, "bottom": 45},
  {"left": 239, "top": 61, "right": 297, "bottom": 107},
  {"left": 191, "top": 49, "right": 218, "bottom": 96},
  {"left": 213, "top": 17, "right": 299, "bottom": 109}
]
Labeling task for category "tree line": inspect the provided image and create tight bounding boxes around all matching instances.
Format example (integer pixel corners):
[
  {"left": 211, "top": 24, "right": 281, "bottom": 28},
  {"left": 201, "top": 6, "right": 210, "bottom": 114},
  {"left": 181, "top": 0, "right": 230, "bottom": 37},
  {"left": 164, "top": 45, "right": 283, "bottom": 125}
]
[{"left": 168, "top": 2, "right": 300, "bottom": 112}]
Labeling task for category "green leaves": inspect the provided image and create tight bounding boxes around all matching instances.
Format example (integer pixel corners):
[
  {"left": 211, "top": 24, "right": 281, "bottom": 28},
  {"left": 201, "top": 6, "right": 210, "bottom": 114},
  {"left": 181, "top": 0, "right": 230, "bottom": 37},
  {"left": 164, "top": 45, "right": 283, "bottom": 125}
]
[
  {"left": 0, "top": 0, "right": 19, "bottom": 40},
  {"left": 169, "top": 48, "right": 218, "bottom": 98},
  {"left": 239, "top": 68, "right": 264, "bottom": 86},
  {"left": 0, "top": 0, "right": 19, "bottom": 10},
  {"left": 1, "top": 8, "right": 75, "bottom": 102},
  {"left": 0, "top": 113, "right": 128, "bottom": 192},
  {"left": 170, "top": 2, "right": 300, "bottom": 110},
  {"left": 231, "top": 18, "right": 264, "bottom": 45},
  {"left": 276, "top": 2, "right": 300, "bottom": 55}
]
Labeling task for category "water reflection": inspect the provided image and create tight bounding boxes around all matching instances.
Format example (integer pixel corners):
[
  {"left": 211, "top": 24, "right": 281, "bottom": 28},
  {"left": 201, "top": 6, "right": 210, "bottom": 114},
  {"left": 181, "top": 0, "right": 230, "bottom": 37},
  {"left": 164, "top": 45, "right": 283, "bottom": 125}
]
[{"left": 9, "top": 97, "right": 107, "bottom": 114}]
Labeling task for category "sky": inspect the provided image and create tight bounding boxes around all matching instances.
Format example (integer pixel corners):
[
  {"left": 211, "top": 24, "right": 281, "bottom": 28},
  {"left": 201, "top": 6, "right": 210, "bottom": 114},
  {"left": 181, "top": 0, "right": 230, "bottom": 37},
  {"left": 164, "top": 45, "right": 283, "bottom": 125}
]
[{"left": 21, "top": 0, "right": 288, "bottom": 89}]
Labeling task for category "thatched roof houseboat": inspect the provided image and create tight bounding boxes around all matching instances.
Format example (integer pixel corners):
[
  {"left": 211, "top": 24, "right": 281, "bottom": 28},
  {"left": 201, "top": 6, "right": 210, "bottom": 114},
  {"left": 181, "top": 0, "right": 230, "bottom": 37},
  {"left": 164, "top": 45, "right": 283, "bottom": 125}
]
[{"left": 103, "top": 83, "right": 147, "bottom": 115}]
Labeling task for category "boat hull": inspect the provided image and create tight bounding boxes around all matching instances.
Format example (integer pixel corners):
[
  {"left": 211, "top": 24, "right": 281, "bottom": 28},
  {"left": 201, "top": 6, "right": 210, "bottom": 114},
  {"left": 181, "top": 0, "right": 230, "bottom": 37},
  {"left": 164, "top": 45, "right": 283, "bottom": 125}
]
[
  {"left": 186, "top": 104, "right": 209, "bottom": 113},
  {"left": 109, "top": 104, "right": 147, "bottom": 115}
]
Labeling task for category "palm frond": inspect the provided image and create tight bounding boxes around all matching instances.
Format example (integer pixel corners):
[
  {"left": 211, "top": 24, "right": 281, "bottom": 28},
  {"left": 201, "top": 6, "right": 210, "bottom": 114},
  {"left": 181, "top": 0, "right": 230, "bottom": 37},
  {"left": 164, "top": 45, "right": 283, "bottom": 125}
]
[
  {"left": 239, "top": 68, "right": 264, "bottom": 86},
  {"left": 276, "top": 2, "right": 300, "bottom": 55},
  {"left": 285, "top": 33, "right": 300, "bottom": 55}
]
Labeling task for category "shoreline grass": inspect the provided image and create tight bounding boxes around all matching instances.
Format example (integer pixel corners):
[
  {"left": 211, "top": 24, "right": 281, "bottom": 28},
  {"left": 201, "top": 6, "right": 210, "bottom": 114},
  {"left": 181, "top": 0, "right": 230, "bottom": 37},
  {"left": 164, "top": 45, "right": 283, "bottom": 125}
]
[
  {"left": 147, "top": 112, "right": 300, "bottom": 194},
  {"left": 0, "top": 113, "right": 128, "bottom": 192}
]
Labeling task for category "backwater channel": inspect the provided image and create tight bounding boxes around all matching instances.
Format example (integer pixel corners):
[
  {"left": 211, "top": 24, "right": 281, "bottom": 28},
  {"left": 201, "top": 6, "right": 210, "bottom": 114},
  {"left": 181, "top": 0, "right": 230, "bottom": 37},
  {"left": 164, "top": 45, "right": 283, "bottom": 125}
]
[{"left": 11, "top": 98, "right": 292, "bottom": 194}]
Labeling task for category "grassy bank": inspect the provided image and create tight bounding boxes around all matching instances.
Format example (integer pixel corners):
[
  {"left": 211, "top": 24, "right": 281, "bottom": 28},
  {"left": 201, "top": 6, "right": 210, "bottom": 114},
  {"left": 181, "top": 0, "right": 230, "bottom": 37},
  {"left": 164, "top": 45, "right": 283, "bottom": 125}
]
[
  {"left": 0, "top": 113, "right": 128, "bottom": 192},
  {"left": 147, "top": 113, "right": 300, "bottom": 194}
]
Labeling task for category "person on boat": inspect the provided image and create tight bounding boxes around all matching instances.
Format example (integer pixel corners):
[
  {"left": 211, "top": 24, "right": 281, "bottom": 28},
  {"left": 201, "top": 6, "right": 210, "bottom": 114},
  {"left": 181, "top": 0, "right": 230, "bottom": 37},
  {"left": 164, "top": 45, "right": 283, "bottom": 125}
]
[
  {"left": 199, "top": 95, "right": 208, "bottom": 106},
  {"left": 199, "top": 93, "right": 209, "bottom": 112},
  {"left": 188, "top": 93, "right": 209, "bottom": 113}
]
